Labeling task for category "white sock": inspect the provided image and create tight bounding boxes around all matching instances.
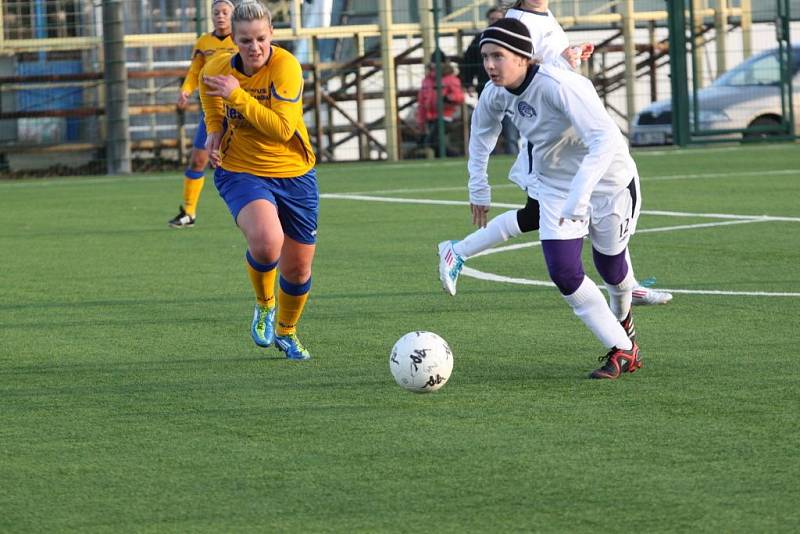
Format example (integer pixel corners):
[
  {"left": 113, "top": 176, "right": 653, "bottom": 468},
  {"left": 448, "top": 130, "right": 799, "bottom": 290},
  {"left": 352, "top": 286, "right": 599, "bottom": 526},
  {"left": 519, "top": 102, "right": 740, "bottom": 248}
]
[
  {"left": 626, "top": 249, "right": 641, "bottom": 288},
  {"left": 453, "top": 210, "right": 522, "bottom": 258},
  {"left": 563, "top": 277, "right": 633, "bottom": 350},
  {"left": 605, "top": 268, "right": 636, "bottom": 321}
]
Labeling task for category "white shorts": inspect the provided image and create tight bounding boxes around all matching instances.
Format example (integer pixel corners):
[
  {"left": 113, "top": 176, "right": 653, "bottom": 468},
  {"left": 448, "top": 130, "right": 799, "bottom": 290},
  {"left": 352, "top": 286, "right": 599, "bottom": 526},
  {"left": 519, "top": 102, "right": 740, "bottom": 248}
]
[{"left": 538, "top": 177, "right": 641, "bottom": 256}]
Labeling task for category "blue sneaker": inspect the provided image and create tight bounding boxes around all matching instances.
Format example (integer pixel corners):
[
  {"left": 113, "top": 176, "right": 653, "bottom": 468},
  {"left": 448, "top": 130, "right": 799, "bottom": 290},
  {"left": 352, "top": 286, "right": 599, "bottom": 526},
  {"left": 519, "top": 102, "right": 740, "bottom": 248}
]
[
  {"left": 250, "top": 303, "right": 276, "bottom": 347},
  {"left": 437, "top": 240, "right": 464, "bottom": 296},
  {"left": 275, "top": 333, "right": 311, "bottom": 361}
]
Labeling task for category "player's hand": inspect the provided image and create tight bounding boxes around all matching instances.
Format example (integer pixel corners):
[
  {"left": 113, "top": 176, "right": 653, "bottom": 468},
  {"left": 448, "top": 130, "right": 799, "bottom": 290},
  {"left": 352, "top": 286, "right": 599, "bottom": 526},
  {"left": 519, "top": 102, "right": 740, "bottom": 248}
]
[
  {"left": 471, "top": 204, "right": 489, "bottom": 228},
  {"left": 205, "top": 131, "right": 222, "bottom": 168},
  {"left": 203, "top": 74, "right": 240, "bottom": 99},
  {"left": 580, "top": 43, "right": 595, "bottom": 61},
  {"left": 176, "top": 91, "right": 190, "bottom": 110},
  {"left": 562, "top": 47, "right": 581, "bottom": 69}
]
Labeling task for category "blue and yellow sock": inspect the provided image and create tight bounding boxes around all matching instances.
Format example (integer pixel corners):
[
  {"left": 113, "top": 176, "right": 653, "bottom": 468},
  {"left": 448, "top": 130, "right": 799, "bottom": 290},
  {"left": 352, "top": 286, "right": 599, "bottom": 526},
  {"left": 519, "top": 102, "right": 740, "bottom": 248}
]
[
  {"left": 277, "top": 276, "right": 311, "bottom": 336},
  {"left": 183, "top": 170, "right": 205, "bottom": 217},
  {"left": 245, "top": 250, "right": 277, "bottom": 308}
]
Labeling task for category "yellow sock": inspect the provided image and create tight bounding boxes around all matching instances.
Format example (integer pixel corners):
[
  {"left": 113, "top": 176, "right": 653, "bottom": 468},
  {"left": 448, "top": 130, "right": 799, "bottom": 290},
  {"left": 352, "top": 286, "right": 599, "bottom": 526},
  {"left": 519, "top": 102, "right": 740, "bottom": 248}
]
[
  {"left": 182, "top": 176, "right": 205, "bottom": 217},
  {"left": 276, "top": 276, "right": 311, "bottom": 336},
  {"left": 245, "top": 251, "right": 277, "bottom": 308}
]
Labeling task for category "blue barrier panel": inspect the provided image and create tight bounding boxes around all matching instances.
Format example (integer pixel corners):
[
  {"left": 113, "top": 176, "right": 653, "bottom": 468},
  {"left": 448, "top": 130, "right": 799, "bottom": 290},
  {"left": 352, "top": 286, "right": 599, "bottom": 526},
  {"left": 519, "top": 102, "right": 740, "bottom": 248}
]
[{"left": 17, "top": 60, "right": 84, "bottom": 142}]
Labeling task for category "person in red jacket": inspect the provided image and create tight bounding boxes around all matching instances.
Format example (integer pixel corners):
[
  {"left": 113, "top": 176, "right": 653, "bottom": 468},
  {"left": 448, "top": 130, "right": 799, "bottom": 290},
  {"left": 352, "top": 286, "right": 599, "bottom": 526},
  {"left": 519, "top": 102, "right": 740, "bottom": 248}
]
[{"left": 416, "top": 56, "right": 465, "bottom": 156}]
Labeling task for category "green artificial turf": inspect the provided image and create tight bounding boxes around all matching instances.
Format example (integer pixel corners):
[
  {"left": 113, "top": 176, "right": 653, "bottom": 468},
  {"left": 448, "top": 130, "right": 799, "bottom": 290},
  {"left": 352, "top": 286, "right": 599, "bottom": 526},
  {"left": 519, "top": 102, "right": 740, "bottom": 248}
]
[{"left": 1, "top": 143, "right": 798, "bottom": 532}]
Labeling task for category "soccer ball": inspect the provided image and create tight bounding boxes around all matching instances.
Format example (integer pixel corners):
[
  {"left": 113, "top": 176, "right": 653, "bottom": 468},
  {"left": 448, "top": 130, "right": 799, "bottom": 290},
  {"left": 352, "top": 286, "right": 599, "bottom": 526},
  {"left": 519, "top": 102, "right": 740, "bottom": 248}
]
[{"left": 389, "top": 331, "right": 453, "bottom": 393}]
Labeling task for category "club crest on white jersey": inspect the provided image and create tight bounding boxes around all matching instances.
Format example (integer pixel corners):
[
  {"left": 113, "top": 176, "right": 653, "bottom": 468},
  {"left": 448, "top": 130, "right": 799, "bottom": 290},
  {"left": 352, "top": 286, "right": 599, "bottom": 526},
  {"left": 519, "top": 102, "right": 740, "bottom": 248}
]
[{"left": 517, "top": 101, "right": 537, "bottom": 118}]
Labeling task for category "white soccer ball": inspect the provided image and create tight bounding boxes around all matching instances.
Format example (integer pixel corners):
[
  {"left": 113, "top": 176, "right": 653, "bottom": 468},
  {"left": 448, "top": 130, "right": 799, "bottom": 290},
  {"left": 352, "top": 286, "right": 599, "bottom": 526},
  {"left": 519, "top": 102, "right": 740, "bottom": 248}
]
[{"left": 389, "top": 331, "right": 453, "bottom": 393}]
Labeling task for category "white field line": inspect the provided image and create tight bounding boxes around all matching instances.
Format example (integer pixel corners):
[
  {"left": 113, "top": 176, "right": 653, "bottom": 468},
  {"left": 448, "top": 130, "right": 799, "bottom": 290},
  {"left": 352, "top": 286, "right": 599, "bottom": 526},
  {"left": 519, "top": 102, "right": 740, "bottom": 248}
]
[
  {"left": 643, "top": 210, "right": 800, "bottom": 222},
  {"left": 646, "top": 169, "right": 799, "bottom": 181},
  {"left": 324, "top": 185, "right": 516, "bottom": 196},
  {"left": 0, "top": 174, "right": 175, "bottom": 188},
  {"left": 461, "top": 266, "right": 800, "bottom": 298},
  {"left": 320, "top": 193, "right": 527, "bottom": 209},
  {"left": 633, "top": 143, "right": 798, "bottom": 157},
  {"left": 324, "top": 168, "right": 798, "bottom": 196},
  {"left": 320, "top": 193, "right": 800, "bottom": 223},
  {"left": 345, "top": 169, "right": 800, "bottom": 195},
  {"left": 2, "top": 150, "right": 796, "bottom": 189},
  {"left": 468, "top": 219, "right": 773, "bottom": 258}
]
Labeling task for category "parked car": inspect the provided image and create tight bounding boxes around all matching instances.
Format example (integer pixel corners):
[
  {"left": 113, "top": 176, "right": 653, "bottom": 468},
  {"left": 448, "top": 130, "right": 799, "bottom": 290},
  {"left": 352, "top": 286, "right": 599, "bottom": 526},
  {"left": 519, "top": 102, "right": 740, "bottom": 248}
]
[{"left": 630, "top": 45, "right": 800, "bottom": 146}]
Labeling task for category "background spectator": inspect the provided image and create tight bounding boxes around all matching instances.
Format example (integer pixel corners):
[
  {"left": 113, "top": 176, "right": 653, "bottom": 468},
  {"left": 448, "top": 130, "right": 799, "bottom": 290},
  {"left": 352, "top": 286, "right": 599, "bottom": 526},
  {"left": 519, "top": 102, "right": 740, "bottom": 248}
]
[{"left": 416, "top": 56, "right": 466, "bottom": 157}]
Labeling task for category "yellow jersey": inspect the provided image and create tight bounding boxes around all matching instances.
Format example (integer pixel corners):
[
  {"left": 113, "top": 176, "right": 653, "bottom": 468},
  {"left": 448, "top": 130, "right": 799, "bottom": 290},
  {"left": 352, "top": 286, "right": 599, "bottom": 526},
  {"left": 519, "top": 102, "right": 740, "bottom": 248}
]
[
  {"left": 200, "top": 47, "right": 316, "bottom": 178},
  {"left": 180, "top": 32, "right": 237, "bottom": 95}
]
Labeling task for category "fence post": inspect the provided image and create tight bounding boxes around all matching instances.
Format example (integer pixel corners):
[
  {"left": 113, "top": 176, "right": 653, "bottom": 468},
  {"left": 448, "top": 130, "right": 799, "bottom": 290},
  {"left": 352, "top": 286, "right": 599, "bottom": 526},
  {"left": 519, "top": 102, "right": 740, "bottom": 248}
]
[
  {"left": 379, "top": 0, "right": 399, "bottom": 161},
  {"left": 103, "top": 0, "right": 131, "bottom": 174},
  {"left": 777, "top": 0, "right": 795, "bottom": 137},
  {"left": 714, "top": 0, "right": 728, "bottom": 78},
  {"left": 667, "top": 0, "right": 690, "bottom": 147},
  {"left": 691, "top": 0, "right": 705, "bottom": 89},
  {"left": 419, "top": 0, "right": 435, "bottom": 65},
  {"left": 622, "top": 0, "right": 636, "bottom": 133},
  {"left": 740, "top": 0, "right": 752, "bottom": 59},
  {"left": 312, "top": 37, "right": 323, "bottom": 160},
  {"left": 355, "top": 33, "right": 367, "bottom": 159},
  {"left": 648, "top": 20, "right": 657, "bottom": 102}
]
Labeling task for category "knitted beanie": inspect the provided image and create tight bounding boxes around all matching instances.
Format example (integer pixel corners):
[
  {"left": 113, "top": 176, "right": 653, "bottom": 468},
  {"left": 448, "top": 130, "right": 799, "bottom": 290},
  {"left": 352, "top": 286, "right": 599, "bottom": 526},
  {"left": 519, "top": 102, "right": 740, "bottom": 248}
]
[{"left": 479, "top": 18, "right": 534, "bottom": 58}]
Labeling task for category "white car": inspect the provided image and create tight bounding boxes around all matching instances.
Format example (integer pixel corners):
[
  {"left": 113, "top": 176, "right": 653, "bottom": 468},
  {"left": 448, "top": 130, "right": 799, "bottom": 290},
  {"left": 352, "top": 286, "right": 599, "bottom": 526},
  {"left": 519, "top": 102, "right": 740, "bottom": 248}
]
[{"left": 630, "top": 46, "right": 800, "bottom": 146}]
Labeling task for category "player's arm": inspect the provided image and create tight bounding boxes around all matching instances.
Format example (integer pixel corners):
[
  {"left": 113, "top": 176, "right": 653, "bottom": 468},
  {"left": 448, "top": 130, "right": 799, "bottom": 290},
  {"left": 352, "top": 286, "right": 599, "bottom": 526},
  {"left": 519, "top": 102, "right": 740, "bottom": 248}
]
[
  {"left": 227, "top": 56, "right": 304, "bottom": 142},
  {"left": 199, "top": 61, "right": 227, "bottom": 134},
  {"left": 199, "top": 60, "right": 228, "bottom": 167},
  {"left": 180, "top": 46, "right": 206, "bottom": 98},
  {"left": 552, "top": 78, "right": 626, "bottom": 221},
  {"left": 466, "top": 89, "right": 504, "bottom": 225}
]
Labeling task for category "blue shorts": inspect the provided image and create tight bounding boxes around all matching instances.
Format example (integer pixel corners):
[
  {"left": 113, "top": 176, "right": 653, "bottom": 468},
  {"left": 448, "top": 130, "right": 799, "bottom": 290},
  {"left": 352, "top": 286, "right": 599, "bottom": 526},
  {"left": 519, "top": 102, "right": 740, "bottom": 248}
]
[
  {"left": 214, "top": 168, "right": 319, "bottom": 244},
  {"left": 193, "top": 110, "right": 207, "bottom": 150}
]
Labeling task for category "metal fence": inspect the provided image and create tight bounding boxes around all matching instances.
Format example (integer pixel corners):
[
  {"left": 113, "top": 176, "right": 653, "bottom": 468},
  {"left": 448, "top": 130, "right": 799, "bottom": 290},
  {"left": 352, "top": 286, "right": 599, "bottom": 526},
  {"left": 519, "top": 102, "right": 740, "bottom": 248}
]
[{"left": 0, "top": 0, "right": 796, "bottom": 176}]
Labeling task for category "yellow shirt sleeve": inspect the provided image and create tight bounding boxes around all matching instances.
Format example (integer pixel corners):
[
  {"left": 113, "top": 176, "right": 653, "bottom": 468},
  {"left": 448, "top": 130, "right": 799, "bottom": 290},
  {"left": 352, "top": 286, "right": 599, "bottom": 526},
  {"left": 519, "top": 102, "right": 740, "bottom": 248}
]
[
  {"left": 180, "top": 47, "right": 206, "bottom": 95},
  {"left": 199, "top": 58, "right": 228, "bottom": 134},
  {"left": 226, "top": 56, "right": 304, "bottom": 143}
]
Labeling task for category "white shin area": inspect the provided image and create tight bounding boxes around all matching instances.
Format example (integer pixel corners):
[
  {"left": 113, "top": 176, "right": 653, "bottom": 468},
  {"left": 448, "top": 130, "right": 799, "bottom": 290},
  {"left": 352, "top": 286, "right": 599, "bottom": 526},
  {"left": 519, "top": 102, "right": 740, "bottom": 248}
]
[
  {"left": 605, "top": 268, "right": 636, "bottom": 321},
  {"left": 563, "top": 276, "right": 633, "bottom": 350},
  {"left": 453, "top": 209, "right": 522, "bottom": 259}
]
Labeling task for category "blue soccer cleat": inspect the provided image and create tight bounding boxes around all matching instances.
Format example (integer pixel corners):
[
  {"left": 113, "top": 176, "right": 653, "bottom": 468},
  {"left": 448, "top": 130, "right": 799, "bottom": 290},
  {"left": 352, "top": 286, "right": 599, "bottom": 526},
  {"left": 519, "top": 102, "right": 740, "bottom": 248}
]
[
  {"left": 251, "top": 303, "right": 276, "bottom": 347},
  {"left": 275, "top": 333, "right": 311, "bottom": 361}
]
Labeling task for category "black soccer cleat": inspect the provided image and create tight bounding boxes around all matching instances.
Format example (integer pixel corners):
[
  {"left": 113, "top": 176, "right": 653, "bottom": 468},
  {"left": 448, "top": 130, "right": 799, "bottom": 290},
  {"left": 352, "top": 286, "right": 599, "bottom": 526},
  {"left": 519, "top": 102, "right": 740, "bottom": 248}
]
[
  {"left": 168, "top": 206, "right": 195, "bottom": 228},
  {"left": 590, "top": 342, "right": 642, "bottom": 379},
  {"left": 620, "top": 311, "right": 636, "bottom": 342}
]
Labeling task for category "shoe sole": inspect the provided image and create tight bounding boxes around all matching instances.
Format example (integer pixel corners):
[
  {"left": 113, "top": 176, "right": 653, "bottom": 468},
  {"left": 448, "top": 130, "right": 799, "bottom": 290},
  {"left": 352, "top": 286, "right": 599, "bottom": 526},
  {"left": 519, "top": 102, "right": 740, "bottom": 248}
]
[
  {"left": 275, "top": 344, "right": 310, "bottom": 361},
  {"left": 168, "top": 223, "right": 195, "bottom": 228},
  {"left": 251, "top": 333, "right": 272, "bottom": 348},
  {"left": 589, "top": 356, "right": 642, "bottom": 379},
  {"left": 631, "top": 294, "right": 672, "bottom": 306}
]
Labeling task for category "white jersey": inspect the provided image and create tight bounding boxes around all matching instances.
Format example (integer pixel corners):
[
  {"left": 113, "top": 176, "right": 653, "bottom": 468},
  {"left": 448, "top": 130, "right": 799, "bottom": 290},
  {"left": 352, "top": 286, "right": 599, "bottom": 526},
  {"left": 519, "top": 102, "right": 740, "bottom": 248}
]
[
  {"left": 468, "top": 64, "right": 637, "bottom": 220},
  {"left": 505, "top": 7, "right": 572, "bottom": 71},
  {"left": 503, "top": 7, "right": 575, "bottom": 194}
]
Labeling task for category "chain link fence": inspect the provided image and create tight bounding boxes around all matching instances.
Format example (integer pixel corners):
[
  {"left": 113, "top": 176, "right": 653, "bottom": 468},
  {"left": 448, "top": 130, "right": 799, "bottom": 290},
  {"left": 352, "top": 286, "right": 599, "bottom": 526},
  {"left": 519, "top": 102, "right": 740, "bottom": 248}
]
[{"left": 0, "top": 0, "right": 797, "bottom": 177}]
